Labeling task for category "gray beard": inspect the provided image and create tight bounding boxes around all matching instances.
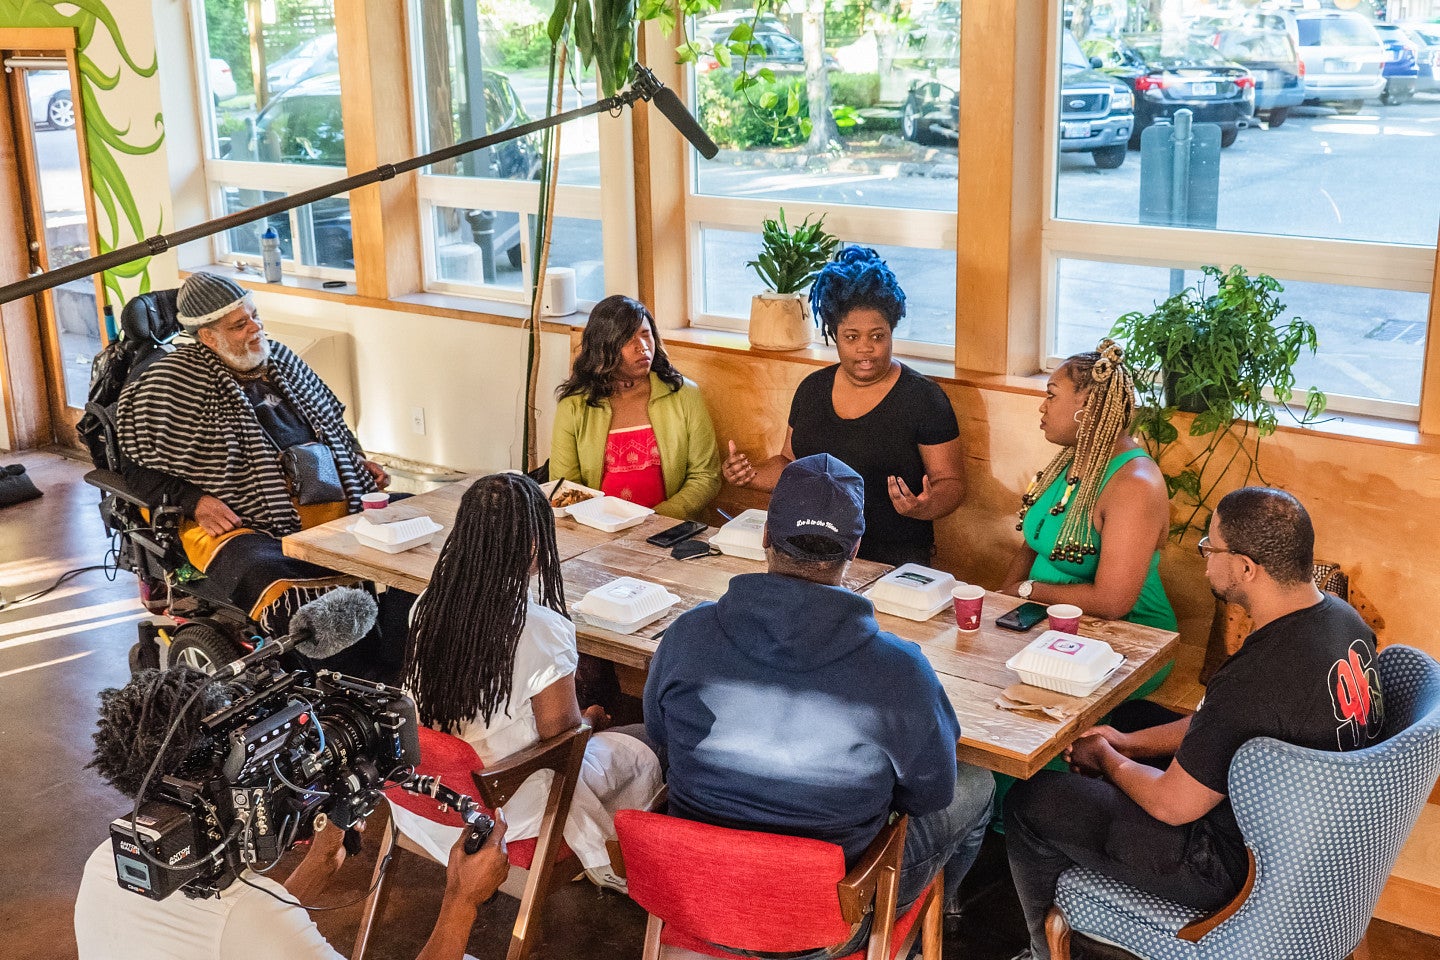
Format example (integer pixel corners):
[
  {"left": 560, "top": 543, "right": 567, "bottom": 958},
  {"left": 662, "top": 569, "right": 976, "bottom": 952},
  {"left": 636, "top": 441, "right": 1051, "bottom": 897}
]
[{"left": 216, "top": 336, "right": 271, "bottom": 372}]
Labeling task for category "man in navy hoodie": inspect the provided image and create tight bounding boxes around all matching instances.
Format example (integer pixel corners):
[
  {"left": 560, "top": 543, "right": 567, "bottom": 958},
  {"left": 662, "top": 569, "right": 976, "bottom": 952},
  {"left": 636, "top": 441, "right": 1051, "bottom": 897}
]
[{"left": 644, "top": 454, "right": 993, "bottom": 952}]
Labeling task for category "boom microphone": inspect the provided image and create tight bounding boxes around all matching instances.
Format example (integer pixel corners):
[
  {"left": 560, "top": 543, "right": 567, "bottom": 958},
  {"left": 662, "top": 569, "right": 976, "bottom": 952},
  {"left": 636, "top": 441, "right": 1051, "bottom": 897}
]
[
  {"left": 213, "top": 589, "right": 378, "bottom": 678},
  {"left": 651, "top": 85, "right": 720, "bottom": 159}
]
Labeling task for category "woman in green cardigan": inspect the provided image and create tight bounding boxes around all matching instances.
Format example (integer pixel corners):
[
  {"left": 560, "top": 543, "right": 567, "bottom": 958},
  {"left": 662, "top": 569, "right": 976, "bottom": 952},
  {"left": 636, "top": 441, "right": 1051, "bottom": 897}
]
[{"left": 552, "top": 295, "right": 721, "bottom": 521}]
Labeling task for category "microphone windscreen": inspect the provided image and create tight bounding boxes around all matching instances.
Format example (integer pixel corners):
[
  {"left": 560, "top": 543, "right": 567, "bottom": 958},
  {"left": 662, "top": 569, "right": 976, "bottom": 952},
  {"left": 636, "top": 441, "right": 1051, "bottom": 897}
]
[
  {"left": 651, "top": 86, "right": 719, "bottom": 160},
  {"left": 291, "top": 588, "right": 379, "bottom": 660}
]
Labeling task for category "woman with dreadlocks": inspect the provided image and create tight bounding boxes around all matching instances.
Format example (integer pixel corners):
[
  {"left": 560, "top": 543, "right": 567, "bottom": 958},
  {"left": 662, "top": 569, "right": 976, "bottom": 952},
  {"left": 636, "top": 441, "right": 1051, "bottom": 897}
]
[
  {"left": 1002, "top": 339, "right": 1177, "bottom": 667},
  {"left": 397, "top": 473, "right": 662, "bottom": 893}
]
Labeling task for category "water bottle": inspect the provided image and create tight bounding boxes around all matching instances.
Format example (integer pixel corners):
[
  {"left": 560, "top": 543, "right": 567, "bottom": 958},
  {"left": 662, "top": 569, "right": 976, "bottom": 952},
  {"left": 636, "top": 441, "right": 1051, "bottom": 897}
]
[{"left": 261, "top": 226, "right": 282, "bottom": 283}]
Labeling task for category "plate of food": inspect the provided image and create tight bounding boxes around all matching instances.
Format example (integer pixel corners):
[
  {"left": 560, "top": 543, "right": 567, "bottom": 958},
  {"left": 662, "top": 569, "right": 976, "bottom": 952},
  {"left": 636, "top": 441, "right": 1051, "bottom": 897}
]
[{"left": 548, "top": 480, "right": 604, "bottom": 516}]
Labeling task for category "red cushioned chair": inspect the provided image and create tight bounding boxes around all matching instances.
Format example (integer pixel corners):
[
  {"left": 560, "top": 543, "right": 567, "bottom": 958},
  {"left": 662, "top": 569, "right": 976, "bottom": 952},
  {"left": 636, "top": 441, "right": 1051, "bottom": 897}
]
[
  {"left": 351, "top": 723, "right": 592, "bottom": 960},
  {"left": 612, "top": 809, "right": 943, "bottom": 960}
]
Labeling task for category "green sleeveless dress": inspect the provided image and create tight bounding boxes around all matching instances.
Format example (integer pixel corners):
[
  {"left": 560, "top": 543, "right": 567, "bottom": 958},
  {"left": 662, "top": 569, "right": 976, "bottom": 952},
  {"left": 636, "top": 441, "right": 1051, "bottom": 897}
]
[{"left": 1021, "top": 447, "right": 1176, "bottom": 696}]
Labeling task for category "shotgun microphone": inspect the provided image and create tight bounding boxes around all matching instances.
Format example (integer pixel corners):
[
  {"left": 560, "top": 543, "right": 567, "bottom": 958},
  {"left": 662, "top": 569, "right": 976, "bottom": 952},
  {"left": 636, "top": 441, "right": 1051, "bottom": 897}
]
[
  {"left": 212, "top": 588, "right": 378, "bottom": 679},
  {"left": 650, "top": 84, "right": 720, "bottom": 159}
]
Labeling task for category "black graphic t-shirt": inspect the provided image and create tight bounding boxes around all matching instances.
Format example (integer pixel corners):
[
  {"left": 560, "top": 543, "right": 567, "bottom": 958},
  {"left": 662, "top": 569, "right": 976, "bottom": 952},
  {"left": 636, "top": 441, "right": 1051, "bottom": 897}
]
[{"left": 1175, "top": 594, "right": 1384, "bottom": 866}]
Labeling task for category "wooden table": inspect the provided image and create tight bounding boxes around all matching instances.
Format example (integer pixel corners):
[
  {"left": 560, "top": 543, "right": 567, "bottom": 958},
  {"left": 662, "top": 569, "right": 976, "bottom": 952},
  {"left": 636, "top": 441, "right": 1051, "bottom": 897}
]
[{"left": 283, "top": 483, "right": 1178, "bottom": 778}]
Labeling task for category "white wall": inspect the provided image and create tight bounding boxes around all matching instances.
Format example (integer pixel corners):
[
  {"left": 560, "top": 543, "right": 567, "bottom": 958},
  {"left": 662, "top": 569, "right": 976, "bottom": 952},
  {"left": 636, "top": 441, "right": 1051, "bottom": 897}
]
[{"left": 248, "top": 290, "right": 571, "bottom": 473}]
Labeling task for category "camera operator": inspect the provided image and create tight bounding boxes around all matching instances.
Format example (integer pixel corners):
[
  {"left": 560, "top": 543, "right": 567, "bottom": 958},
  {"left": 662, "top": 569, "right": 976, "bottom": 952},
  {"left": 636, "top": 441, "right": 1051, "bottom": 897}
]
[{"left": 74, "top": 666, "right": 509, "bottom": 960}]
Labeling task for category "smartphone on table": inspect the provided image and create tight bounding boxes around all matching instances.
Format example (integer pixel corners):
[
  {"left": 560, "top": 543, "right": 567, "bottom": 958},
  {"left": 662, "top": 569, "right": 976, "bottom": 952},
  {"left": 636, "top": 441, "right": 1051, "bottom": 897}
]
[
  {"left": 646, "top": 519, "right": 708, "bottom": 549},
  {"left": 995, "top": 601, "right": 1048, "bottom": 632}
]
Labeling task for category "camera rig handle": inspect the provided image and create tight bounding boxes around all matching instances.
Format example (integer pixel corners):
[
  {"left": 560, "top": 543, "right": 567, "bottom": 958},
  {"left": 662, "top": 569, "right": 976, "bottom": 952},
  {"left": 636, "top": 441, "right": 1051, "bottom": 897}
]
[{"left": 399, "top": 774, "right": 495, "bottom": 854}]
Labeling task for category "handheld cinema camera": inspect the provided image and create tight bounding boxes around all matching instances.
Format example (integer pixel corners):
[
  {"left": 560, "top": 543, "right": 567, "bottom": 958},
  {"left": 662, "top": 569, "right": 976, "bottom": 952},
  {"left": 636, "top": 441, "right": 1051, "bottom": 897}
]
[{"left": 108, "top": 592, "right": 494, "bottom": 901}]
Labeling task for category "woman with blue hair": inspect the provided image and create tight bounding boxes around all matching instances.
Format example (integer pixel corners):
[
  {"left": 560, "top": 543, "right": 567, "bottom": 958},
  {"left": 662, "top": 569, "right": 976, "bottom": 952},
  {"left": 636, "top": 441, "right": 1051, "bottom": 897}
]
[{"left": 722, "top": 247, "right": 965, "bottom": 565}]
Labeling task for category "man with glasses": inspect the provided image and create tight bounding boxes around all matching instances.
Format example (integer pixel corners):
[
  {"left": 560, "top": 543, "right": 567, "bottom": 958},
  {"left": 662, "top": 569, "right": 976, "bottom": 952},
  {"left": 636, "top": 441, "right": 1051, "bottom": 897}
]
[{"left": 1001, "top": 486, "right": 1385, "bottom": 960}]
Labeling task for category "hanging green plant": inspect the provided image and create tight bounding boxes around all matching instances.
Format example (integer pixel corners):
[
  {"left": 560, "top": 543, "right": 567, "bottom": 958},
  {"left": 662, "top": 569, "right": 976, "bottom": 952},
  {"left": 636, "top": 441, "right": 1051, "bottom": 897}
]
[{"left": 1110, "top": 264, "right": 1328, "bottom": 541}]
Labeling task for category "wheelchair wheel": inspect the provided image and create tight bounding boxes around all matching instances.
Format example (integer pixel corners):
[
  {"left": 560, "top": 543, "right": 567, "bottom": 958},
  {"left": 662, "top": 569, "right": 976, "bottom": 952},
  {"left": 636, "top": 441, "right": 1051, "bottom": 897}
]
[{"left": 165, "top": 622, "right": 244, "bottom": 674}]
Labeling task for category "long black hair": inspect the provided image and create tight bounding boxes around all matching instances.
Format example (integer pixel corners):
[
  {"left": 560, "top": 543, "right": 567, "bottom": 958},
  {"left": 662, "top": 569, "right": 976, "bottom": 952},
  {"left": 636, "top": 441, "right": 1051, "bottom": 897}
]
[
  {"left": 808, "top": 246, "right": 907, "bottom": 345},
  {"left": 403, "top": 473, "right": 568, "bottom": 732},
  {"left": 556, "top": 294, "right": 684, "bottom": 406}
]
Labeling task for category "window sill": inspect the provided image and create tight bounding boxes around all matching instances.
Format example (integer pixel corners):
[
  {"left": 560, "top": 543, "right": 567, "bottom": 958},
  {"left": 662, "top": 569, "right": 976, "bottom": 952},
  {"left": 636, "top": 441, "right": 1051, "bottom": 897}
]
[{"left": 185, "top": 266, "right": 587, "bottom": 335}]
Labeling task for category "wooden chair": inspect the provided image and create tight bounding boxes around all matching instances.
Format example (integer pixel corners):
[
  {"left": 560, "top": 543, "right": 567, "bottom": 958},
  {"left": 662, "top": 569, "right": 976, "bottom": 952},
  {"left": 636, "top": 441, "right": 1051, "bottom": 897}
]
[
  {"left": 351, "top": 723, "right": 592, "bottom": 960},
  {"left": 612, "top": 809, "right": 943, "bottom": 960}
]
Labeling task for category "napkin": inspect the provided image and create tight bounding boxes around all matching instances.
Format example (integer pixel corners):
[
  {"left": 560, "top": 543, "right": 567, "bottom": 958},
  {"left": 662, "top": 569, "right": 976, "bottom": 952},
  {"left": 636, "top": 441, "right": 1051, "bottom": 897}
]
[
  {"left": 360, "top": 503, "right": 429, "bottom": 525},
  {"left": 995, "top": 683, "right": 1081, "bottom": 722}
]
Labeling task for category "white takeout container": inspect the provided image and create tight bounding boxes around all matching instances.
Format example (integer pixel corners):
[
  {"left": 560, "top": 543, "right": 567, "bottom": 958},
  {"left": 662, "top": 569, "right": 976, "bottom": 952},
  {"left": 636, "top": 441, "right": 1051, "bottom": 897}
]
[
  {"left": 571, "top": 577, "right": 680, "bottom": 634},
  {"left": 566, "top": 495, "right": 654, "bottom": 532},
  {"left": 866, "top": 563, "right": 959, "bottom": 621},
  {"left": 548, "top": 480, "right": 605, "bottom": 517},
  {"left": 710, "top": 509, "right": 768, "bottom": 562},
  {"left": 1005, "top": 631, "right": 1125, "bottom": 698},
  {"left": 350, "top": 515, "right": 443, "bottom": 554}
]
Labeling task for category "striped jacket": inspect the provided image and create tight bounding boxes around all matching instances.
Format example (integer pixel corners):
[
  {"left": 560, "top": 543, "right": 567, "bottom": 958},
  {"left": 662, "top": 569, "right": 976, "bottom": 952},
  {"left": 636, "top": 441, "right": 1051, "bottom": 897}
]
[{"left": 116, "top": 340, "right": 375, "bottom": 538}]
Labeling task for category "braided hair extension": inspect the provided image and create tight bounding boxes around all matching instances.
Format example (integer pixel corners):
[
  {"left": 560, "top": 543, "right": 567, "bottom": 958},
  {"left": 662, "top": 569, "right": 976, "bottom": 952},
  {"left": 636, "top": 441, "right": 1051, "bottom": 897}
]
[
  {"left": 556, "top": 294, "right": 684, "bottom": 407},
  {"left": 1017, "top": 339, "right": 1137, "bottom": 563},
  {"left": 89, "top": 666, "right": 230, "bottom": 798},
  {"left": 808, "top": 246, "right": 906, "bottom": 345},
  {"left": 404, "top": 473, "right": 568, "bottom": 733}
]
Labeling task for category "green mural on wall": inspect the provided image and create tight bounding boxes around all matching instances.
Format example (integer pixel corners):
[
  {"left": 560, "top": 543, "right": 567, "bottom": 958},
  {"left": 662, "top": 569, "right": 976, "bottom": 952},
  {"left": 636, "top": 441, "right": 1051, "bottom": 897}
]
[{"left": 0, "top": 0, "right": 165, "bottom": 304}]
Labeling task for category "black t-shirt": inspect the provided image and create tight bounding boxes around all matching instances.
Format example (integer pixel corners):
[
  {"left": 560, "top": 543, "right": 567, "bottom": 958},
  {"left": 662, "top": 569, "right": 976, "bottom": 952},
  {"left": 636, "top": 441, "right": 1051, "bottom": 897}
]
[
  {"left": 239, "top": 373, "right": 316, "bottom": 451},
  {"left": 788, "top": 363, "right": 959, "bottom": 555},
  {"left": 1175, "top": 595, "right": 1384, "bottom": 867}
]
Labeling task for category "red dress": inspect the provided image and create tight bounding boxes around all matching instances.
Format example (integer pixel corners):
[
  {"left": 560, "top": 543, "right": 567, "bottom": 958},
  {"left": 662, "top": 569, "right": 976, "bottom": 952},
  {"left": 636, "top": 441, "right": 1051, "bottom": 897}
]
[{"left": 600, "top": 424, "right": 666, "bottom": 508}]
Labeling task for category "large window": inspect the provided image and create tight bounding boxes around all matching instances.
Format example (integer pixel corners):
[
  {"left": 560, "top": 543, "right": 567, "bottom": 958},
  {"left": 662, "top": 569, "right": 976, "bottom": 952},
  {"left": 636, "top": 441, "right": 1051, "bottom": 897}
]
[
  {"left": 686, "top": 0, "right": 961, "bottom": 351},
  {"left": 408, "top": 0, "right": 616, "bottom": 307},
  {"left": 196, "top": 0, "right": 352, "bottom": 277},
  {"left": 1045, "top": 0, "right": 1436, "bottom": 418}
]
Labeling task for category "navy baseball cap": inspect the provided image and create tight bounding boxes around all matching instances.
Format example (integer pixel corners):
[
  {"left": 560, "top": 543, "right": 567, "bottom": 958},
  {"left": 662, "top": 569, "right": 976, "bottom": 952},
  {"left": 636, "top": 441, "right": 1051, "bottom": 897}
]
[{"left": 768, "top": 454, "right": 865, "bottom": 562}]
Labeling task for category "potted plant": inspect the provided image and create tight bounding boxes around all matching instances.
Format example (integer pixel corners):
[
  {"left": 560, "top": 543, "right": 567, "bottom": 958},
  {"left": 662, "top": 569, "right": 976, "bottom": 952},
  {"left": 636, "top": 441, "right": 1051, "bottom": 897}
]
[
  {"left": 745, "top": 209, "right": 839, "bottom": 351},
  {"left": 1110, "top": 264, "right": 1328, "bottom": 541}
]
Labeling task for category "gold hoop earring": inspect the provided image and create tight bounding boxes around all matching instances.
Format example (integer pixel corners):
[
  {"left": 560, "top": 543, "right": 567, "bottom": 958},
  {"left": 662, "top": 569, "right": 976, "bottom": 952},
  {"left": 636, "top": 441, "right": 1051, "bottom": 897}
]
[{"left": 1073, "top": 410, "right": 1084, "bottom": 423}]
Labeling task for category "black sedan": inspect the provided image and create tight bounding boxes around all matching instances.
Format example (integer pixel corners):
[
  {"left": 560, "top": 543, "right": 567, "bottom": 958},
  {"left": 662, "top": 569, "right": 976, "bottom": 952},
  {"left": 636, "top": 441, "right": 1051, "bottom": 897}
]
[{"left": 1084, "top": 33, "right": 1255, "bottom": 148}]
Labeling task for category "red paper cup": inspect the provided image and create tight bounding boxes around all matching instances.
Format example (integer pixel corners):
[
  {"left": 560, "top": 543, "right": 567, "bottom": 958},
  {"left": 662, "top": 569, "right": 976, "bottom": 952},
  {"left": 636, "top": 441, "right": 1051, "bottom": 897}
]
[
  {"left": 1047, "top": 603, "right": 1083, "bottom": 634},
  {"left": 361, "top": 492, "right": 390, "bottom": 510},
  {"left": 951, "top": 584, "right": 985, "bottom": 632}
]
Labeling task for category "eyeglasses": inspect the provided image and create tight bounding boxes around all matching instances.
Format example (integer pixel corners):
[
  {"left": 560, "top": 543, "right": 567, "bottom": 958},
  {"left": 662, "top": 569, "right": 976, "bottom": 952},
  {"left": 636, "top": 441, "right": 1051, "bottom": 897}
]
[{"left": 1196, "top": 536, "right": 1239, "bottom": 559}]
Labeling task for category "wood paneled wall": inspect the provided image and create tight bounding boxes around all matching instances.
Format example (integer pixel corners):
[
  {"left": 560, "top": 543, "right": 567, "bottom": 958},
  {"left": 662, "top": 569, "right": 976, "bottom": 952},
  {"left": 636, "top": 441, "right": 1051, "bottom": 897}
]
[{"left": 666, "top": 342, "right": 1440, "bottom": 675}]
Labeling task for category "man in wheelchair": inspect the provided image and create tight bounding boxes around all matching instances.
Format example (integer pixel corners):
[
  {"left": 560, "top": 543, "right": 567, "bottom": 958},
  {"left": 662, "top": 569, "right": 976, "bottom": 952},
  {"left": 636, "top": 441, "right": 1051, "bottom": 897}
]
[{"left": 104, "top": 272, "right": 401, "bottom": 677}]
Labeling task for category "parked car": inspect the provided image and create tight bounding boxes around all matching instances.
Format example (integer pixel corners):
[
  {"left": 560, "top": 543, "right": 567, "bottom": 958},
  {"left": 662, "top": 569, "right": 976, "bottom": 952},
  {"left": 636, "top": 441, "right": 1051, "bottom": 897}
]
[
  {"left": 1294, "top": 10, "right": 1386, "bottom": 113},
  {"left": 223, "top": 70, "right": 541, "bottom": 269},
  {"left": 25, "top": 69, "right": 74, "bottom": 130},
  {"left": 209, "top": 58, "right": 237, "bottom": 104},
  {"left": 1084, "top": 33, "right": 1254, "bottom": 148},
  {"left": 693, "top": 11, "right": 789, "bottom": 46},
  {"left": 1056, "top": 31, "right": 1134, "bottom": 169},
  {"left": 901, "top": 32, "right": 1134, "bottom": 170},
  {"left": 696, "top": 26, "right": 840, "bottom": 74},
  {"left": 1400, "top": 21, "right": 1440, "bottom": 92},
  {"left": 265, "top": 31, "right": 338, "bottom": 97},
  {"left": 1204, "top": 26, "right": 1305, "bottom": 127},
  {"left": 1373, "top": 23, "right": 1421, "bottom": 104}
]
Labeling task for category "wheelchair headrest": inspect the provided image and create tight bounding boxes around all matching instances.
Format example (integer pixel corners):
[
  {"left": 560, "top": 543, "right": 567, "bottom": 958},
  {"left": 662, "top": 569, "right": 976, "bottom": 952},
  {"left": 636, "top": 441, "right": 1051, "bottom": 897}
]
[{"left": 120, "top": 290, "right": 182, "bottom": 345}]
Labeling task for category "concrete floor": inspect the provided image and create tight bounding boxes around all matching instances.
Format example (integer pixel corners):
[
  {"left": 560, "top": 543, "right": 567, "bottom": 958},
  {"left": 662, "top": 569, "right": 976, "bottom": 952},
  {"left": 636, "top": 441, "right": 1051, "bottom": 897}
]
[{"left": 2, "top": 448, "right": 1436, "bottom": 960}]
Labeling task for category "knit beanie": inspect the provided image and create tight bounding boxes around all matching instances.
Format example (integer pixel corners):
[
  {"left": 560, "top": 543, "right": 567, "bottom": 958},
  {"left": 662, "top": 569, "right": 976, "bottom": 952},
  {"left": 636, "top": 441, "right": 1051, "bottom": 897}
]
[{"left": 176, "top": 273, "right": 251, "bottom": 332}]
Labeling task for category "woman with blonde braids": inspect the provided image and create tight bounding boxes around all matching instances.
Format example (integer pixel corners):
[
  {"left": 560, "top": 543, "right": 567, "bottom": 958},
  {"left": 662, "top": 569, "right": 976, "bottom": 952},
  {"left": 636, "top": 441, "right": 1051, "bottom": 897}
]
[{"left": 1001, "top": 340, "right": 1177, "bottom": 646}]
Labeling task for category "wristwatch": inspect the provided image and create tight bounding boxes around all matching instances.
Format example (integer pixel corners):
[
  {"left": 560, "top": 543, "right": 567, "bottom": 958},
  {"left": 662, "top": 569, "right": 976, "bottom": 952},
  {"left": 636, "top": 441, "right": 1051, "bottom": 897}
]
[{"left": 1018, "top": 579, "right": 1035, "bottom": 599}]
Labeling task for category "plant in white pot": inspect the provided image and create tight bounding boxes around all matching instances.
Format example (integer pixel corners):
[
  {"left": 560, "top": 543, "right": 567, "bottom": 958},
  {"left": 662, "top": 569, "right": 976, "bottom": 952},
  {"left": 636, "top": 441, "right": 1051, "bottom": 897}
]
[{"left": 746, "top": 209, "right": 839, "bottom": 351}]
